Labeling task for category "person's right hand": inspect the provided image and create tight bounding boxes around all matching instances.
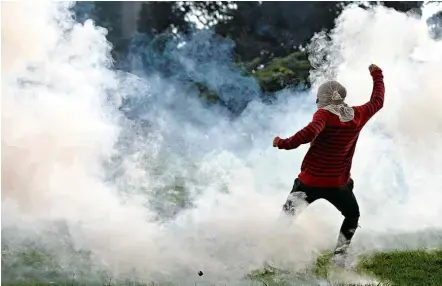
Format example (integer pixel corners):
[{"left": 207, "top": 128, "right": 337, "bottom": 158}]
[{"left": 369, "top": 64, "right": 381, "bottom": 73}]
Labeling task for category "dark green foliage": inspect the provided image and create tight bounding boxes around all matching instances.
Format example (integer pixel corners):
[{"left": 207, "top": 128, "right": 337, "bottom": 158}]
[
  {"left": 93, "top": 2, "right": 123, "bottom": 42},
  {"left": 189, "top": 49, "right": 312, "bottom": 103},
  {"left": 74, "top": 1, "right": 425, "bottom": 99},
  {"left": 381, "top": 1, "right": 422, "bottom": 13},
  {"left": 137, "top": 2, "right": 190, "bottom": 35},
  {"left": 252, "top": 51, "right": 311, "bottom": 92},
  {"left": 133, "top": 1, "right": 422, "bottom": 67},
  {"left": 90, "top": 2, "right": 127, "bottom": 62},
  {"left": 194, "top": 82, "right": 220, "bottom": 104},
  {"left": 215, "top": 1, "right": 346, "bottom": 65}
]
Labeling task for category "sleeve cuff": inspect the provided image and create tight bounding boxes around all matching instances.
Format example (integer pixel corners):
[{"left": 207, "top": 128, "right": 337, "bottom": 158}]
[{"left": 277, "top": 139, "right": 285, "bottom": 149}]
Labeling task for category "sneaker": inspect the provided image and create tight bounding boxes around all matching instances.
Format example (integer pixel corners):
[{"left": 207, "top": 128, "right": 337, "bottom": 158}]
[{"left": 331, "top": 249, "right": 348, "bottom": 268}]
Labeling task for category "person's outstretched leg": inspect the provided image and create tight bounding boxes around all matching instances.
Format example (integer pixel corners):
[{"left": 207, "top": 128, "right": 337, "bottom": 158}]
[
  {"left": 324, "top": 179, "right": 360, "bottom": 266},
  {"left": 281, "top": 179, "right": 319, "bottom": 224}
]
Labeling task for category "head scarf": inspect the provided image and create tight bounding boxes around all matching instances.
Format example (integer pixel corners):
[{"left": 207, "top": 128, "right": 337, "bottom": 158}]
[{"left": 316, "top": 80, "right": 355, "bottom": 122}]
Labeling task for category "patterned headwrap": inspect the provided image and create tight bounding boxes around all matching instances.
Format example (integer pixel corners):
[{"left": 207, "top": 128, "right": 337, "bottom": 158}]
[{"left": 316, "top": 80, "right": 355, "bottom": 122}]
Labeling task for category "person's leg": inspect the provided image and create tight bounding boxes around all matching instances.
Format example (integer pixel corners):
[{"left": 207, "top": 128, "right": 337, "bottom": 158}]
[
  {"left": 323, "top": 179, "right": 360, "bottom": 258},
  {"left": 282, "top": 178, "right": 319, "bottom": 219}
]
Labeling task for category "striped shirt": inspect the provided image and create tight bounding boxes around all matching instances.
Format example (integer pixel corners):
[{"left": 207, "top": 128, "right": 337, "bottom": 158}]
[{"left": 277, "top": 69, "right": 385, "bottom": 187}]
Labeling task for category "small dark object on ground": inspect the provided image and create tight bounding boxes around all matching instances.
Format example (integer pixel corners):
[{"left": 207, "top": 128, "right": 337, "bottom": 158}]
[{"left": 198, "top": 270, "right": 203, "bottom": 276}]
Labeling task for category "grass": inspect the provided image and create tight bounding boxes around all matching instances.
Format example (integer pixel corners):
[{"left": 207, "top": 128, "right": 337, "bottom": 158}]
[
  {"left": 247, "top": 249, "right": 442, "bottom": 286},
  {"left": 311, "top": 248, "right": 442, "bottom": 286},
  {"left": 357, "top": 249, "right": 442, "bottom": 286},
  {"left": 2, "top": 249, "right": 442, "bottom": 285}
]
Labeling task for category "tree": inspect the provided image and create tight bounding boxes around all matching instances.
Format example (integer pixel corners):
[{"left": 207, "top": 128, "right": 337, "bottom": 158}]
[
  {"left": 381, "top": 1, "right": 422, "bottom": 13},
  {"left": 137, "top": 1, "right": 190, "bottom": 35},
  {"left": 215, "top": 2, "right": 346, "bottom": 64}
]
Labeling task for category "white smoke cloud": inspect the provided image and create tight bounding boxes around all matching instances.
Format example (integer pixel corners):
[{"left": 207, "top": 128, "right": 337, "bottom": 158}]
[{"left": 1, "top": 1, "right": 441, "bottom": 285}]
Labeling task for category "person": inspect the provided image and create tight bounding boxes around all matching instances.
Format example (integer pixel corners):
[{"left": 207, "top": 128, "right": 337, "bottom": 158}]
[{"left": 273, "top": 64, "right": 385, "bottom": 267}]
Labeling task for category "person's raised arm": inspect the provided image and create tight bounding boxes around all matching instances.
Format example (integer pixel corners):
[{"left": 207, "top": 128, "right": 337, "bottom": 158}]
[
  {"left": 274, "top": 109, "right": 328, "bottom": 150},
  {"left": 355, "top": 64, "right": 385, "bottom": 123}
]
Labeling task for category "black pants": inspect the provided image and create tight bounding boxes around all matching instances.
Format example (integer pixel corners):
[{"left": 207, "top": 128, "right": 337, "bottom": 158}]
[{"left": 282, "top": 178, "right": 360, "bottom": 253}]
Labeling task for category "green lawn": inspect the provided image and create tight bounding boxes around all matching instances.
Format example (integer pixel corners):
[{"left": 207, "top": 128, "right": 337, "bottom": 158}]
[
  {"left": 2, "top": 249, "right": 442, "bottom": 285},
  {"left": 357, "top": 249, "right": 442, "bottom": 285},
  {"left": 311, "top": 248, "right": 442, "bottom": 286}
]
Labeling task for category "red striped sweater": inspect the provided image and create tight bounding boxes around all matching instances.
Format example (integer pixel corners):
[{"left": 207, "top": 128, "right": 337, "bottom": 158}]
[{"left": 277, "top": 69, "right": 385, "bottom": 187}]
